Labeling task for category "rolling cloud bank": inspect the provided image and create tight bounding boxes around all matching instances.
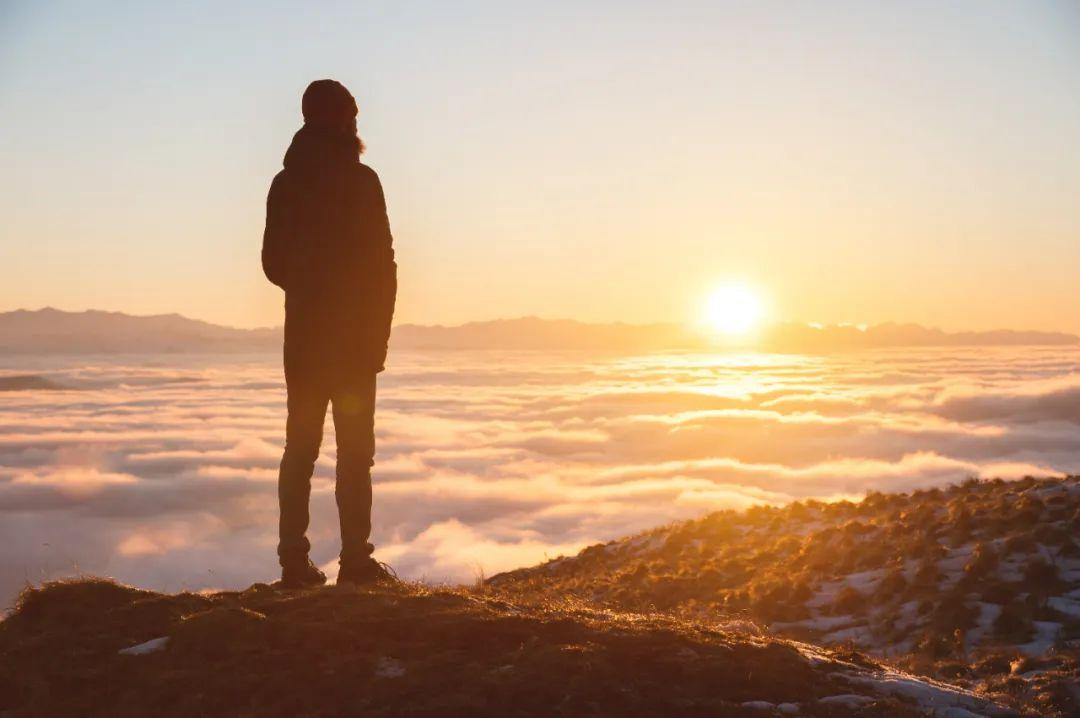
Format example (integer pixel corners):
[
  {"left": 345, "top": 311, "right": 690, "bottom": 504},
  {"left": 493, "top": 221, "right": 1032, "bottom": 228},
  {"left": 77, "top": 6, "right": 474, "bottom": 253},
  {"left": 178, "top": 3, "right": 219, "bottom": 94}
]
[{"left": 2, "top": 343, "right": 1079, "bottom": 606}]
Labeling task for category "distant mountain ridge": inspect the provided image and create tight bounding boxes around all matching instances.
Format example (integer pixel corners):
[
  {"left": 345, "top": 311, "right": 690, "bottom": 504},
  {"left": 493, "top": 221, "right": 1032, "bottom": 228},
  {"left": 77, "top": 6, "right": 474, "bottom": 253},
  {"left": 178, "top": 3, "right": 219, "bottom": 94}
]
[
  {"left": 0, "top": 308, "right": 281, "bottom": 354},
  {"left": 0, "top": 307, "right": 1076, "bottom": 354}
]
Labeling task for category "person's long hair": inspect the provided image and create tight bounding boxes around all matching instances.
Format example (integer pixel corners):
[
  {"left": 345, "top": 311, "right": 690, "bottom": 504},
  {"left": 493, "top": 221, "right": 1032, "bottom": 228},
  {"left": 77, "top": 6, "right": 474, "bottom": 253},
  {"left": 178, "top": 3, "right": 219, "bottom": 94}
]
[{"left": 348, "top": 117, "right": 365, "bottom": 156}]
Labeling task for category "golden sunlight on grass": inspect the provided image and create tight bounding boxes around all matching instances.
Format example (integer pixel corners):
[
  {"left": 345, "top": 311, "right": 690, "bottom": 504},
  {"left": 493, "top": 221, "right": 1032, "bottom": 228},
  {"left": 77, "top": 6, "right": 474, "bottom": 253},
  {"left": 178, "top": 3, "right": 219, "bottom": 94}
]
[{"left": 704, "top": 282, "right": 765, "bottom": 336}]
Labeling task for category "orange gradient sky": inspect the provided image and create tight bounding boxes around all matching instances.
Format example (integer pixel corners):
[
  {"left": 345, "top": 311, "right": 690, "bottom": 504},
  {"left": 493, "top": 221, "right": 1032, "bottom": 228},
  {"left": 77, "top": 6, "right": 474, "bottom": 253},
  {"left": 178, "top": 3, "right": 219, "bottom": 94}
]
[{"left": 1, "top": 1, "right": 1078, "bottom": 331}]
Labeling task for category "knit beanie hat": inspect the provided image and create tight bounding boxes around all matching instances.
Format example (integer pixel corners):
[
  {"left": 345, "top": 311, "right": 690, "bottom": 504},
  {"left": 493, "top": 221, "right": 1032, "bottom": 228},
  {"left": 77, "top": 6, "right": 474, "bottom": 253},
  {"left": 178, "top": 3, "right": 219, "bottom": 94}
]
[{"left": 301, "top": 79, "right": 358, "bottom": 126}]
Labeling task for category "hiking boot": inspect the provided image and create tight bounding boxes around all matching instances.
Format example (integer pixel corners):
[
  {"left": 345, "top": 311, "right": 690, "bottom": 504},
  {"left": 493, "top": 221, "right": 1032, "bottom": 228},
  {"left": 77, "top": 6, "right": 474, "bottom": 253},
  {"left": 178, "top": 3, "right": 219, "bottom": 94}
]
[
  {"left": 337, "top": 558, "right": 398, "bottom": 587},
  {"left": 279, "top": 558, "right": 327, "bottom": 589}
]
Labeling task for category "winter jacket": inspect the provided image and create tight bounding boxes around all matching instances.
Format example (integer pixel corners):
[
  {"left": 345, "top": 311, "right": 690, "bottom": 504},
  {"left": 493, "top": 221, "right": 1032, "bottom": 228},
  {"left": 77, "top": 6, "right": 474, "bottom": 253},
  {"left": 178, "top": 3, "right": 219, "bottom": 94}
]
[{"left": 262, "top": 125, "right": 397, "bottom": 376}]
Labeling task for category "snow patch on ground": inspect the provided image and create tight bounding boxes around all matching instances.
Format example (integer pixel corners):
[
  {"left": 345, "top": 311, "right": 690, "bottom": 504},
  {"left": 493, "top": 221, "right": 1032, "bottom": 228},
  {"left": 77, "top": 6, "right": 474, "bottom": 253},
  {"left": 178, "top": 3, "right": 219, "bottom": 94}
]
[
  {"left": 844, "top": 568, "right": 885, "bottom": 592},
  {"left": 741, "top": 700, "right": 774, "bottom": 710},
  {"left": 938, "top": 544, "right": 975, "bottom": 587},
  {"left": 937, "top": 544, "right": 975, "bottom": 574},
  {"left": 878, "top": 638, "right": 916, "bottom": 657},
  {"left": 839, "top": 667, "right": 1010, "bottom": 716},
  {"left": 118, "top": 636, "right": 169, "bottom": 655},
  {"left": 965, "top": 602, "right": 1003, "bottom": 649},
  {"left": 622, "top": 532, "right": 667, "bottom": 555},
  {"left": 818, "top": 694, "right": 874, "bottom": 707},
  {"left": 1060, "top": 558, "right": 1080, "bottom": 583},
  {"left": 792, "top": 643, "right": 834, "bottom": 666},
  {"left": 772, "top": 614, "right": 856, "bottom": 633},
  {"left": 806, "top": 569, "right": 887, "bottom": 610},
  {"left": 1018, "top": 621, "right": 1062, "bottom": 656},
  {"left": 716, "top": 618, "right": 764, "bottom": 636},
  {"left": 544, "top": 557, "right": 570, "bottom": 571},
  {"left": 1048, "top": 595, "right": 1080, "bottom": 618},
  {"left": 807, "top": 582, "right": 843, "bottom": 609},
  {"left": 939, "top": 709, "right": 994, "bottom": 718},
  {"left": 374, "top": 656, "right": 406, "bottom": 679},
  {"left": 893, "top": 599, "right": 921, "bottom": 629},
  {"left": 995, "top": 554, "right": 1026, "bottom": 582},
  {"left": 821, "top": 624, "right": 874, "bottom": 646}
]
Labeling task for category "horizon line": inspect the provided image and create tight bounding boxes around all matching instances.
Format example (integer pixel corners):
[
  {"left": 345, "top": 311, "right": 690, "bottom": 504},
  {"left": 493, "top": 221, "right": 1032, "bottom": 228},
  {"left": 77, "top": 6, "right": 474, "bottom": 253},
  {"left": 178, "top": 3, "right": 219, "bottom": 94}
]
[{"left": 4, "top": 305, "right": 1079, "bottom": 340}]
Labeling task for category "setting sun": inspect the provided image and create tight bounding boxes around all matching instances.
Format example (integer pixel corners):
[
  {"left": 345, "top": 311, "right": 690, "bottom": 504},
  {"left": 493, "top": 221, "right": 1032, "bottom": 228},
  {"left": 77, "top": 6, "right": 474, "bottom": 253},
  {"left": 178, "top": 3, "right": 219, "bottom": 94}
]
[{"left": 704, "top": 283, "right": 765, "bottom": 335}]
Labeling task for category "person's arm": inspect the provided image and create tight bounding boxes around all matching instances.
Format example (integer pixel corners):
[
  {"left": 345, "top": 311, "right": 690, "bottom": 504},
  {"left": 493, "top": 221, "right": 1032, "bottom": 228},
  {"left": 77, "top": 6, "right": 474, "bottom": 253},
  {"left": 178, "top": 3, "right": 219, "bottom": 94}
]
[
  {"left": 261, "top": 174, "right": 292, "bottom": 289},
  {"left": 369, "top": 171, "right": 397, "bottom": 370}
]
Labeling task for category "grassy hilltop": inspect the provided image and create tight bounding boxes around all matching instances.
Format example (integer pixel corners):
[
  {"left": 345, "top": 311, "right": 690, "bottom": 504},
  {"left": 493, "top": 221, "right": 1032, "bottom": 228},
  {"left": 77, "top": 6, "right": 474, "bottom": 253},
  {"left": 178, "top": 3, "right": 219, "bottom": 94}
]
[
  {"left": 2, "top": 578, "right": 1012, "bottom": 717},
  {"left": 490, "top": 477, "right": 1080, "bottom": 716}
]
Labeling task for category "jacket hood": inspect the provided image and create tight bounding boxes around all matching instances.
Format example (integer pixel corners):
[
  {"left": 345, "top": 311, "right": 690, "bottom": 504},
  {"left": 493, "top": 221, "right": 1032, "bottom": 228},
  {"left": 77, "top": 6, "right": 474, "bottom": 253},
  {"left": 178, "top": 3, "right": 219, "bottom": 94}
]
[{"left": 282, "top": 125, "right": 359, "bottom": 171}]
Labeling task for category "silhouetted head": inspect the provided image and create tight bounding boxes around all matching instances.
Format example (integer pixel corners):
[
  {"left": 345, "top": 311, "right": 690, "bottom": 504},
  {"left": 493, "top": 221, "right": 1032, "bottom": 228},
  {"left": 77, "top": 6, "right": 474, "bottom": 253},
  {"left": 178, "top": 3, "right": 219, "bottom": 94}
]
[
  {"left": 299, "top": 79, "right": 364, "bottom": 156},
  {"left": 302, "top": 80, "right": 357, "bottom": 127}
]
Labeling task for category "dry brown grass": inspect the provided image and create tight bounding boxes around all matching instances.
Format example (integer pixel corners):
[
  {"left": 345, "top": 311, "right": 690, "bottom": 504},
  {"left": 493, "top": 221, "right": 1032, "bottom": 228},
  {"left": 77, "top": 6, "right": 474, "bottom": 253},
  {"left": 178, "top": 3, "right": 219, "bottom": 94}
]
[
  {"left": 0, "top": 578, "right": 935, "bottom": 718},
  {"left": 488, "top": 476, "right": 1080, "bottom": 716}
]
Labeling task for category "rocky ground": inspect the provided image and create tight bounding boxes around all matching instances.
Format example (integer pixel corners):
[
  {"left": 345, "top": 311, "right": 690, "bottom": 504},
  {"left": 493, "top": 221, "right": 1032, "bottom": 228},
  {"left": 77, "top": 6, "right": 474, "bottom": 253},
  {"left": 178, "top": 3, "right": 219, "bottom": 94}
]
[
  {"left": 490, "top": 476, "right": 1080, "bottom": 717},
  {"left": 0, "top": 578, "right": 1013, "bottom": 717}
]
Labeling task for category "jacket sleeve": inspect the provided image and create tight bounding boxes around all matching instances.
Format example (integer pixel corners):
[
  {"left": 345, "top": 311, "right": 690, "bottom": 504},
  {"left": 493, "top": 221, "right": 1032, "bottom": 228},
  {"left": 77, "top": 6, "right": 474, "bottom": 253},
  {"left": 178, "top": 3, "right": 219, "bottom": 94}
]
[
  {"left": 261, "top": 174, "right": 291, "bottom": 289},
  {"left": 369, "top": 171, "right": 397, "bottom": 370}
]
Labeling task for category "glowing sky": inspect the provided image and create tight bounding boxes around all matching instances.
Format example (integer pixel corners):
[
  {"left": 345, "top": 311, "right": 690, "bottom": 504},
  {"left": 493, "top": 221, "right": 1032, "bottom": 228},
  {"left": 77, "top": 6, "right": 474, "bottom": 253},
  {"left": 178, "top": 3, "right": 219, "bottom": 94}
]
[{"left": 1, "top": 1, "right": 1078, "bottom": 331}]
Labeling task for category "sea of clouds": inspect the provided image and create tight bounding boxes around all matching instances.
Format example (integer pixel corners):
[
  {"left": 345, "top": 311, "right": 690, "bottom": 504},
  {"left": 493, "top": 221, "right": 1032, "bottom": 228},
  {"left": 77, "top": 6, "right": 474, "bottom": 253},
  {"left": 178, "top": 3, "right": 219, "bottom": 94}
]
[{"left": 2, "top": 346, "right": 1079, "bottom": 604}]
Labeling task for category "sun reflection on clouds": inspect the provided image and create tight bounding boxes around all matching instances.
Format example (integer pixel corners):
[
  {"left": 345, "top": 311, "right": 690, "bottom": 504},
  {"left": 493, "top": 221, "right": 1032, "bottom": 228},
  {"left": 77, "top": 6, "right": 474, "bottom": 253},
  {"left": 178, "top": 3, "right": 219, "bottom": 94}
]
[
  {"left": 0, "top": 346, "right": 1077, "bottom": 602},
  {"left": 12, "top": 467, "right": 137, "bottom": 496}
]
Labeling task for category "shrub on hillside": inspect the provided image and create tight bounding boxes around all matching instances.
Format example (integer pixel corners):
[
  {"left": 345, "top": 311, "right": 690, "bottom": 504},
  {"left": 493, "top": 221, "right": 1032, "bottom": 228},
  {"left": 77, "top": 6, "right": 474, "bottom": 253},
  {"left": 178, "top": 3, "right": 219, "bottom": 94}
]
[
  {"left": 830, "top": 586, "right": 866, "bottom": 616},
  {"left": 717, "top": 558, "right": 751, "bottom": 585},
  {"left": 971, "top": 651, "right": 1014, "bottom": 676},
  {"left": 935, "top": 660, "right": 970, "bottom": 679},
  {"left": 914, "top": 628, "right": 962, "bottom": 660},
  {"left": 930, "top": 589, "right": 978, "bottom": 636},
  {"left": 1003, "top": 533, "right": 1036, "bottom": 554},
  {"left": 993, "top": 601, "right": 1036, "bottom": 643},
  {"left": 851, "top": 540, "right": 890, "bottom": 572},
  {"left": 947, "top": 506, "right": 974, "bottom": 545},
  {"left": 752, "top": 583, "right": 810, "bottom": 623},
  {"left": 785, "top": 500, "right": 811, "bottom": 521},
  {"left": 1059, "top": 538, "right": 1079, "bottom": 558},
  {"left": 1032, "top": 523, "right": 1070, "bottom": 550},
  {"left": 1013, "top": 496, "right": 1045, "bottom": 527},
  {"left": 913, "top": 558, "right": 943, "bottom": 588},
  {"left": 722, "top": 589, "right": 749, "bottom": 612},
  {"left": 979, "top": 580, "right": 1018, "bottom": 605},
  {"left": 911, "top": 538, "right": 947, "bottom": 561},
  {"left": 1023, "top": 558, "right": 1063, "bottom": 600},
  {"left": 770, "top": 535, "right": 801, "bottom": 558},
  {"left": 875, "top": 567, "right": 908, "bottom": 601},
  {"left": 963, "top": 542, "right": 999, "bottom": 582},
  {"left": 1068, "top": 507, "right": 1080, "bottom": 532}
]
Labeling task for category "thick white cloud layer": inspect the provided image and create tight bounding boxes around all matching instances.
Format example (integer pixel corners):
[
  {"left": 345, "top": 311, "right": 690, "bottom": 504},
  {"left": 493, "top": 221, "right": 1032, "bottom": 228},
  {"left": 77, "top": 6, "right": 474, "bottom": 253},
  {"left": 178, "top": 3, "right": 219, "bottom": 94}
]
[{"left": 1, "top": 347, "right": 1078, "bottom": 604}]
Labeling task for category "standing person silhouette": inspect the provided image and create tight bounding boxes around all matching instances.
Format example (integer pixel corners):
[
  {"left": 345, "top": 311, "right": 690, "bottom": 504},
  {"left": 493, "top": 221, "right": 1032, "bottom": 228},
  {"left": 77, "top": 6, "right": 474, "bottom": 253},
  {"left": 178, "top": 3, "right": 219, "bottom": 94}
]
[{"left": 262, "top": 80, "right": 397, "bottom": 588}]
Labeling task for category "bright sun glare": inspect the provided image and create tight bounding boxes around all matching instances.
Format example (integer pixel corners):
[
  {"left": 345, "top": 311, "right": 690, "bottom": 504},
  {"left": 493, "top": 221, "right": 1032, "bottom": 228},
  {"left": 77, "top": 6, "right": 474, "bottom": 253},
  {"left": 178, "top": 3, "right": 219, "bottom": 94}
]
[{"left": 705, "top": 283, "right": 765, "bottom": 336}]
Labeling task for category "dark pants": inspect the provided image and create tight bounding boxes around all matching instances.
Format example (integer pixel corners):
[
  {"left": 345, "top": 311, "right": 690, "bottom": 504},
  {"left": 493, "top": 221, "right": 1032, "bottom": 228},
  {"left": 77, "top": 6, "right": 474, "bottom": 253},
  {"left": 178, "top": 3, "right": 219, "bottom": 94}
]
[{"left": 277, "top": 369, "right": 377, "bottom": 568}]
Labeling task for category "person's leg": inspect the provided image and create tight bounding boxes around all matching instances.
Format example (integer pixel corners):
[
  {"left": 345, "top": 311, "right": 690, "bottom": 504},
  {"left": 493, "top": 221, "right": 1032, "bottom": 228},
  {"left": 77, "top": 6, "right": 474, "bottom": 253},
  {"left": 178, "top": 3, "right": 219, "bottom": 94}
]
[
  {"left": 330, "top": 372, "right": 377, "bottom": 569},
  {"left": 277, "top": 375, "right": 330, "bottom": 568}
]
